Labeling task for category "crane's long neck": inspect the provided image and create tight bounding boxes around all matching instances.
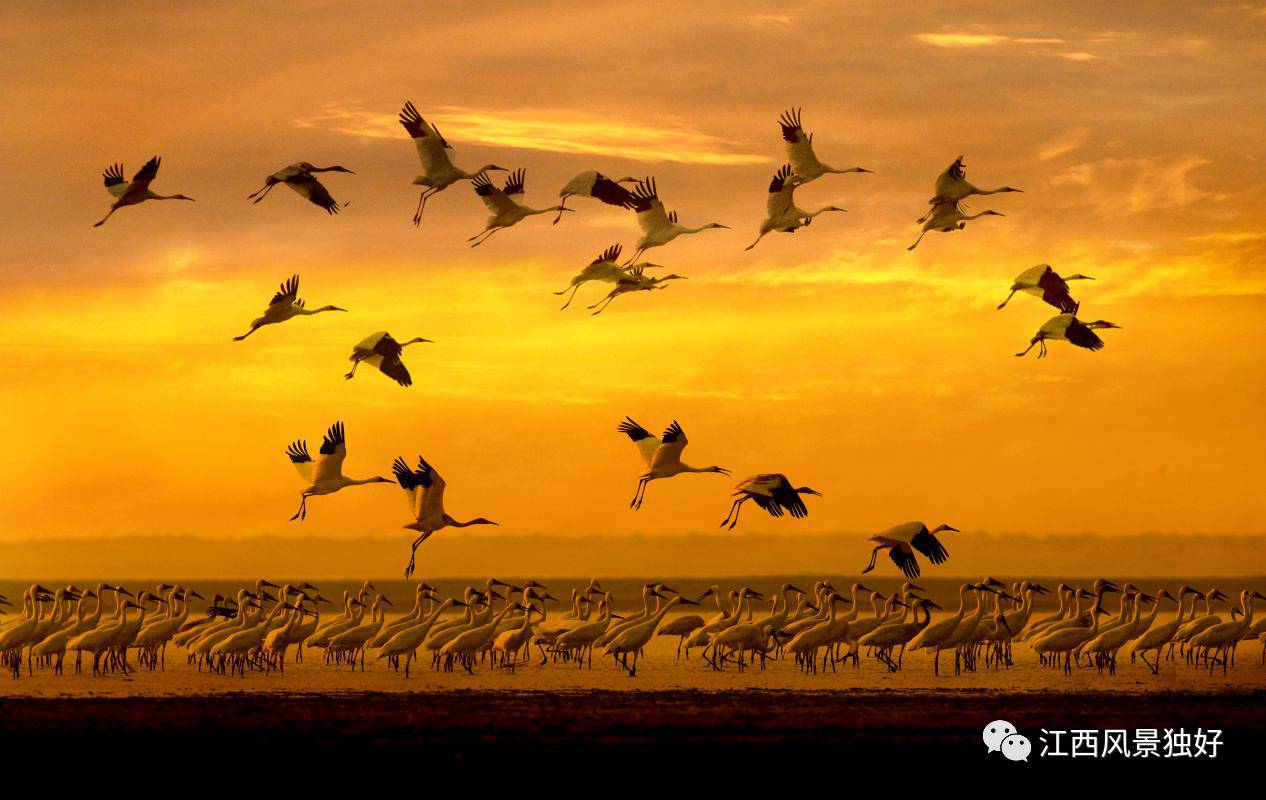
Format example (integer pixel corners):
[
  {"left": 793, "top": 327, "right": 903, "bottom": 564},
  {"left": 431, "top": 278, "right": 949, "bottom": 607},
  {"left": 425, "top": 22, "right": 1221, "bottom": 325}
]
[
  {"left": 442, "top": 514, "right": 491, "bottom": 528},
  {"left": 963, "top": 211, "right": 994, "bottom": 221}
]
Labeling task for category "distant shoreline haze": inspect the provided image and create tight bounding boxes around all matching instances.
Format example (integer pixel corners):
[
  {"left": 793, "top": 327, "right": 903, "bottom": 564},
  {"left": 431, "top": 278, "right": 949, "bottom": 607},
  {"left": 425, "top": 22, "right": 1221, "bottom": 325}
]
[{"left": 2, "top": 532, "right": 1262, "bottom": 580}]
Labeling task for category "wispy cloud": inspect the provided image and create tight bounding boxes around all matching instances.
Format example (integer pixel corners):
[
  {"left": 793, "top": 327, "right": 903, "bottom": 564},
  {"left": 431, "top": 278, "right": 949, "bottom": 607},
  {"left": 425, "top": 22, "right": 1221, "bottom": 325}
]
[
  {"left": 295, "top": 103, "right": 769, "bottom": 166},
  {"left": 744, "top": 13, "right": 792, "bottom": 28},
  {"left": 914, "top": 33, "right": 1010, "bottom": 48},
  {"left": 1050, "top": 154, "right": 1222, "bottom": 212},
  {"left": 1060, "top": 51, "right": 1098, "bottom": 61},
  {"left": 1037, "top": 125, "right": 1091, "bottom": 160}
]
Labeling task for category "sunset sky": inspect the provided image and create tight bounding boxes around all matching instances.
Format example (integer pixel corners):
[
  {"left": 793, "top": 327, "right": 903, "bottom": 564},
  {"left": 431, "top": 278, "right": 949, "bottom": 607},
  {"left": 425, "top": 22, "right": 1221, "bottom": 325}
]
[{"left": 2, "top": 2, "right": 1265, "bottom": 576}]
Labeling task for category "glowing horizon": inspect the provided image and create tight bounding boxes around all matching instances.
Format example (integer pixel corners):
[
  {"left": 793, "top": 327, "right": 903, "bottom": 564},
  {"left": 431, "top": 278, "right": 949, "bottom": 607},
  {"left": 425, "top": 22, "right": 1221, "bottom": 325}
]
[{"left": 3, "top": 1, "right": 1265, "bottom": 578}]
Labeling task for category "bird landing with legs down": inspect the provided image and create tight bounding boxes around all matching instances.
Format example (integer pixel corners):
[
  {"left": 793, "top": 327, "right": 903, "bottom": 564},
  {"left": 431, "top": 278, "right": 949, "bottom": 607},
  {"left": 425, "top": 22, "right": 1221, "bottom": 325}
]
[
  {"left": 398, "top": 100, "right": 507, "bottom": 226},
  {"left": 721, "top": 473, "right": 822, "bottom": 530},
  {"left": 861, "top": 521, "right": 959, "bottom": 579},
  {"left": 392, "top": 455, "right": 497, "bottom": 579},
  {"left": 618, "top": 418, "right": 729, "bottom": 509}
]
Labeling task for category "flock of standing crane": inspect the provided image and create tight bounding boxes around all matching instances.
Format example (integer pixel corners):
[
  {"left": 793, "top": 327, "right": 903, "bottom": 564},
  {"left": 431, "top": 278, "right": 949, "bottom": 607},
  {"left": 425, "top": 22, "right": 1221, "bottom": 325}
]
[
  {"left": 1, "top": 578, "right": 1263, "bottom": 681},
  {"left": 83, "top": 100, "right": 1135, "bottom": 586}
]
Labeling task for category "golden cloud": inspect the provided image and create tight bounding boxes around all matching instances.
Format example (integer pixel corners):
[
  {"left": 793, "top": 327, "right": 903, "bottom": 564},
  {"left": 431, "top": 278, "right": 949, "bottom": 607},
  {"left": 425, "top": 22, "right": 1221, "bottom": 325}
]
[{"left": 295, "top": 103, "right": 770, "bottom": 166}]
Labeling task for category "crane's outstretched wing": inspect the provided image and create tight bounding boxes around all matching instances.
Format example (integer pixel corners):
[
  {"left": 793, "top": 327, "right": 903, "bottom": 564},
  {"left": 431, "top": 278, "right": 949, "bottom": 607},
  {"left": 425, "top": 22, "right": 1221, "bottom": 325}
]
[
  {"left": 618, "top": 417, "right": 659, "bottom": 465},
  {"left": 472, "top": 172, "right": 518, "bottom": 216},
  {"left": 502, "top": 169, "right": 526, "bottom": 196},
  {"left": 1065, "top": 320, "right": 1105, "bottom": 351},
  {"left": 288, "top": 172, "right": 340, "bottom": 214},
  {"left": 766, "top": 164, "right": 796, "bottom": 218},
  {"left": 888, "top": 546, "right": 921, "bottom": 579},
  {"left": 103, "top": 163, "right": 128, "bottom": 197},
  {"left": 1036, "top": 268, "right": 1078, "bottom": 314},
  {"left": 414, "top": 456, "right": 446, "bottom": 519},
  {"left": 651, "top": 420, "right": 689, "bottom": 467},
  {"left": 377, "top": 355, "right": 412, "bottom": 387},
  {"left": 131, "top": 157, "right": 161, "bottom": 189},
  {"left": 270, "top": 275, "right": 300, "bottom": 307},
  {"left": 909, "top": 530, "right": 949, "bottom": 565},
  {"left": 627, "top": 178, "right": 670, "bottom": 234},
  {"left": 286, "top": 440, "right": 315, "bottom": 483},
  {"left": 312, "top": 421, "right": 347, "bottom": 483},
  {"left": 392, "top": 456, "right": 425, "bottom": 516},
  {"left": 930, "top": 156, "right": 967, "bottom": 203},
  {"left": 779, "top": 108, "right": 815, "bottom": 177},
  {"left": 591, "top": 244, "right": 622, "bottom": 265},
  {"left": 399, "top": 101, "right": 453, "bottom": 173},
  {"left": 589, "top": 173, "right": 635, "bottom": 207},
  {"left": 770, "top": 477, "right": 809, "bottom": 518}
]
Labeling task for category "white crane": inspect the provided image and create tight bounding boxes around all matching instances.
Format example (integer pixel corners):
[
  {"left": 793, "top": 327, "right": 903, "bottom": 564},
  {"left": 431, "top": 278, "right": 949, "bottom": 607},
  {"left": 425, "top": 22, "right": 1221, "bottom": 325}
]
[
  {"left": 586, "top": 265, "right": 686, "bottom": 316},
  {"left": 344, "top": 331, "right": 433, "bottom": 386},
  {"left": 860, "top": 521, "right": 959, "bottom": 579},
  {"left": 618, "top": 418, "right": 730, "bottom": 510},
  {"left": 907, "top": 201, "right": 1004, "bottom": 250},
  {"left": 553, "top": 244, "right": 664, "bottom": 310},
  {"left": 232, "top": 274, "right": 346, "bottom": 341},
  {"left": 555, "top": 170, "right": 638, "bottom": 223},
  {"left": 1190, "top": 589, "right": 1266, "bottom": 674},
  {"left": 745, "top": 164, "right": 846, "bottom": 251},
  {"left": 921, "top": 155, "right": 1021, "bottom": 215},
  {"left": 777, "top": 108, "right": 873, "bottom": 184},
  {"left": 604, "top": 594, "right": 698, "bottom": 676},
  {"left": 468, "top": 169, "right": 570, "bottom": 246},
  {"left": 392, "top": 455, "right": 498, "bottom": 579},
  {"left": 285, "top": 421, "right": 392, "bottom": 521},
  {"left": 1015, "top": 314, "right": 1121, "bottom": 358},
  {"left": 247, "top": 162, "right": 352, "bottom": 213},
  {"left": 622, "top": 177, "right": 728, "bottom": 263},
  {"left": 720, "top": 473, "right": 822, "bottom": 530},
  {"left": 997, "top": 264, "right": 1093, "bottom": 314},
  {"left": 399, "top": 101, "right": 506, "bottom": 226},
  {"left": 93, "top": 156, "right": 194, "bottom": 227}
]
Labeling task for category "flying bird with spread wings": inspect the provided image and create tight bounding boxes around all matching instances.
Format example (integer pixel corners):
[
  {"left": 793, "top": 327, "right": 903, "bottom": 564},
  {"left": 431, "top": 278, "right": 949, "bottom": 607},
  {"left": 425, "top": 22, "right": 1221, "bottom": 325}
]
[
  {"left": 392, "top": 455, "right": 497, "bottom": 579},
  {"left": 468, "top": 168, "right": 571, "bottom": 246},
  {"left": 778, "top": 108, "right": 873, "bottom": 185},
  {"left": 618, "top": 418, "right": 729, "bottom": 510},
  {"left": 286, "top": 421, "right": 392, "bottom": 522},
  {"left": 94, "top": 156, "right": 194, "bottom": 227},
  {"left": 232, "top": 275, "right": 345, "bottom": 341},
  {"left": 345, "top": 331, "right": 434, "bottom": 386},
  {"left": 746, "top": 164, "right": 847, "bottom": 250},
  {"left": 247, "top": 162, "right": 353, "bottom": 214},
  {"left": 399, "top": 100, "right": 507, "bottom": 226}
]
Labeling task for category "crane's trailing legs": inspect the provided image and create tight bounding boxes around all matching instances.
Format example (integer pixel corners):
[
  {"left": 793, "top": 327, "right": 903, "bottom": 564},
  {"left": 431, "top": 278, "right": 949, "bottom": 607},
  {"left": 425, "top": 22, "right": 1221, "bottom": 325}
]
[{"left": 404, "top": 531, "right": 433, "bottom": 579}]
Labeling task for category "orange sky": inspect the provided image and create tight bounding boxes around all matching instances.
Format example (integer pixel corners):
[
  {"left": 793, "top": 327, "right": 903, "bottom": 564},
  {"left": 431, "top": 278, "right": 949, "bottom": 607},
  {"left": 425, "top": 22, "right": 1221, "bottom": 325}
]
[{"left": 2, "top": 2, "right": 1265, "bottom": 575}]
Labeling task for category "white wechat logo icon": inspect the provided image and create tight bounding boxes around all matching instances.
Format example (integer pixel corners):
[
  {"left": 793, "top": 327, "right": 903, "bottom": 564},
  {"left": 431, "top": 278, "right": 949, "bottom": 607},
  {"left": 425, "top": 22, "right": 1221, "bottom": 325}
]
[
  {"left": 1000, "top": 733, "right": 1032, "bottom": 762},
  {"left": 983, "top": 720, "right": 1017, "bottom": 753}
]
